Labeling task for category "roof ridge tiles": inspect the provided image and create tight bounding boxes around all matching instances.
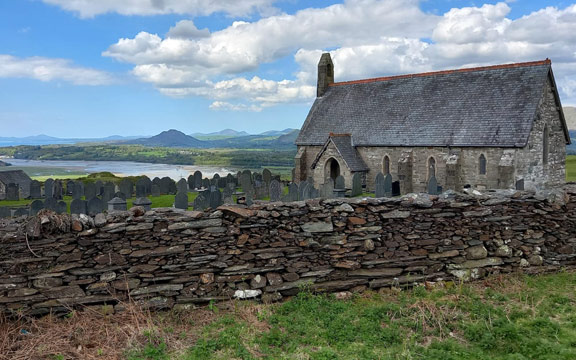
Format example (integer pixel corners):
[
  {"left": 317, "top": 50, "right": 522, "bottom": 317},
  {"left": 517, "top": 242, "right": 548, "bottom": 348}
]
[{"left": 329, "top": 59, "right": 551, "bottom": 87}]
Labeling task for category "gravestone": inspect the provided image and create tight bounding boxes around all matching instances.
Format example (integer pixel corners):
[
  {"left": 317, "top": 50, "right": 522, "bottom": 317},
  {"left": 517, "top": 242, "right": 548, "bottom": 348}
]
[
  {"left": 516, "top": 179, "right": 524, "bottom": 191},
  {"left": 209, "top": 188, "right": 222, "bottom": 208},
  {"left": 269, "top": 180, "right": 282, "bottom": 202},
  {"left": 263, "top": 168, "right": 272, "bottom": 185},
  {"left": 187, "top": 175, "right": 195, "bottom": 191},
  {"left": 321, "top": 178, "right": 334, "bottom": 199},
  {"left": 174, "top": 192, "right": 188, "bottom": 210},
  {"left": 66, "top": 180, "right": 75, "bottom": 196},
  {"left": 159, "top": 177, "right": 171, "bottom": 194},
  {"left": 310, "top": 186, "right": 320, "bottom": 199},
  {"left": 72, "top": 181, "right": 84, "bottom": 200},
  {"left": 211, "top": 173, "right": 220, "bottom": 187},
  {"left": 56, "top": 201, "right": 67, "bottom": 214},
  {"left": 108, "top": 197, "right": 127, "bottom": 211},
  {"left": 114, "top": 191, "right": 126, "bottom": 200},
  {"left": 84, "top": 182, "right": 96, "bottom": 200},
  {"left": 102, "top": 182, "right": 115, "bottom": 203},
  {"left": 52, "top": 181, "right": 63, "bottom": 200},
  {"left": 30, "top": 200, "right": 44, "bottom": 215},
  {"left": 254, "top": 180, "right": 267, "bottom": 200},
  {"left": 427, "top": 176, "right": 439, "bottom": 195},
  {"left": 193, "top": 192, "right": 209, "bottom": 211},
  {"left": 70, "top": 199, "right": 87, "bottom": 215},
  {"left": 177, "top": 179, "right": 188, "bottom": 194},
  {"left": 351, "top": 173, "right": 362, "bottom": 197},
  {"left": 223, "top": 186, "right": 234, "bottom": 204},
  {"left": 240, "top": 173, "right": 253, "bottom": 195},
  {"left": 334, "top": 176, "right": 346, "bottom": 198},
  {"left": 384, "top": 174, "right": 392, "bottom": 197},
  {"left": 44, "top": 197, "right": 58, "bottom": 211},
  {"left": 14, "top": 208, "right": 28, "bottom": 217},
  {"left": 226, "top": 173, "right": 235, "bottom": 188},
  {"left": 133, "top": 197, "right": 152, "bottom": 211},
  {"left": 202, "top": 178, "right": 210, "bottom": 189},
  {"left": 375, "top": 173, "right": 385, "bottom": 198},
  {"left": 218, "top": 176, "right": 227, "bottom": 189},
  {"left": 0, "top": 207, "right": 10, "bottom": 218},
  {"left": 29, "top": 180, "right": 42, "bottom": 199},
  {"left": 151, "top": 184, "right": 161, "bottom": 197},
  {"left": 119, "top": 179, "right": 133, "bottom": 198},
  {"left": 299, "top": 181, "right": 311, "bottom": 200},
  {"left": 245, "top": 193, "right": 253, "bottom": 206},
  {"left": 167, "top": 178, "right": 177, "bottom": 195},
  {"left": 152, "top": 177, "right": 161, "bottom": 191},
  {"left": 193, "top": 171, "right": 203, "bottom": 189},
  {"left": 288, "top": 183, "right": 299, "bottom": 201},
  {"left": 135, "top": 178, "right": 147, "bottom": 197},
  {"left": 392, "top": 181, "right": 401, "bottom": 197},
  {"left": 94, "top": 181, "right": 103, "bottom": 196},
  {"left": 44, "top": 178, "right": 54, "bottom": 198},
  {"left": 87, "top": 197, "right": 104, "bottom": 215},
  {"left": 140, "top": 176, "right": 152, "bottom": 195},
  {"left": 6, "top": 183, "right": 19, "bottom": 201}
]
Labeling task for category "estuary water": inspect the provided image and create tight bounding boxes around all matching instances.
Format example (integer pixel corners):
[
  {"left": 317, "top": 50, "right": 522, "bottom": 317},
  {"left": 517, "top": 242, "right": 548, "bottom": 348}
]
[{"left": 3, "top": 159, "right": 237, "bottom": 180}]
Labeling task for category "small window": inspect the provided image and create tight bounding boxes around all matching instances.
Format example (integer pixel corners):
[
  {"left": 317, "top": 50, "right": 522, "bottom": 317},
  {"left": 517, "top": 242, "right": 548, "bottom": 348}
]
[
  {"left": 428, "top": 157, "right": 436, "bottom": 180},
  {"left": 479, "top": 154, "right": 487, "bottom": 175},
  {"left": 383, "top": 155, "right": 390, "bottom": 175},
  {"left": 543, "top": 125, "right": 549, "bottom": 165}
]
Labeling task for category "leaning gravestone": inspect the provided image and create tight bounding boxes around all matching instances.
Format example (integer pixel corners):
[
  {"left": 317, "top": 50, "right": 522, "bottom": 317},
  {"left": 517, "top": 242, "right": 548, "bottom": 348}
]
[
  {"left": 14, "top": 208, "right": 28, "bottom": 217},
  {"left": 0, "top": 207, "right": 10, "bottom": 218},
  {"left": 151, "top": 184, "right": 161, "bottom": 197},
  {"left": 84, "top": 182, "right": 96, "bottom": 200},
  {"left": 70, "top": 199, "right": 87, "bottom": 215},
  {"left": 133, "top": 197, "right": 152, "bottom": 211},
  {"left": 288, "top": 183, "right": 299, "bottom": 201},
  {"left": 177, "top": 179, "right": 188, "bottom": 194},
  {"left": 56, "top": 201, "right": 67, "bottom": 214},
  {"left": 6, "top": 183, "right": 19, "bottom": 201},
  {"left": 427, "top": 176, "right": 438, "bottom": 195},
  {"left": 375, "top": 172, "right": 385, "bottom": 198},
  {"left": 351, "top": 173, "right": 362, "bottom": 197},
  {"left": 193, "top": 192, "right": 209, "bottom": 211},
  {"left": 44, "top": 197, "right": 58, "bottom": 211},
  {"left": 269, "top": 179, "right": 282, "bottom": 202},
  {"left": 44, "top": 178, "right": 54, "bottom": 198},
  {"left": 87, "top": 197, "right": 104, "bottom": 215},
  {"left": 193, "top": 171, "right": 203, "bottom": 189},
  {"left": 108, "top": 197, "right": 127, "bottom": 211},
  {"left": 29, "top": 200, "right": 44, "bottom": 215},
  {"left": 174, "top": 192, "right": 188, "bottom": 210},
  {"left": 119, "top": 179, "right": 133, "bottom": 198},
  {"left": 30, "top": 180, "right": 42, "bottom": 199},
  {"left": 209, "top": 188, "right": 222, "bottom": 209},
  {"left": 321, "top": 178, "right": 334, "bottom": 199}
]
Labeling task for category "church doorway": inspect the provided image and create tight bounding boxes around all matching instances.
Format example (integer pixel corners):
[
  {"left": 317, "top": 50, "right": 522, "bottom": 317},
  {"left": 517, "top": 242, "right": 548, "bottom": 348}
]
[{"left": 325, "top": 158, "right": 341, "bottom": 181}]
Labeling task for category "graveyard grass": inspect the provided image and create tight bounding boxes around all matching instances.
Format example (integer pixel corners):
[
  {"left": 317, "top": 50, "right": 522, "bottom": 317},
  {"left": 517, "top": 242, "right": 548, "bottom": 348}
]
[{"left": 3, "top": 270, "right": 576, "bottom": 359}]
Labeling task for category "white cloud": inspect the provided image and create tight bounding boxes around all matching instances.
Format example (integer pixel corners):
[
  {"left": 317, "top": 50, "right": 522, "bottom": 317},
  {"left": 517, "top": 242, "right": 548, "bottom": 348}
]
[
  {"left": 41, "top": 0, "right": 279, "bottom": 18},
  {"left": 0, "top": 55, "right": 114, "bottom": 85},
  {"left": 167, "top": 20, "right": 210, "bottom": 39},
  {"left": 209, "top": 101, "right": 262, "bottom": 112}
]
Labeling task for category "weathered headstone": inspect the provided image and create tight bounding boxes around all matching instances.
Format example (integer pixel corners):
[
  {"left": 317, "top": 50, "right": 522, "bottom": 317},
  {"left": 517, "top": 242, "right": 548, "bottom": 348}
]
[
  {"left": 151, "top": 184, "right": 161, "bottom": 197},
  {"left": 392, "top": 181, "right": 401, "bottom": 197},
  {"left": 66, "top": 180, "right": 75, "bottom": 196},
  {"left": 72, "top": 181, "right": 84, "bottom": 200},
  {"left": 52, "top": 180, "right": 63, "bottom": 200},
  {"left": 6, "top": 183, "right": 19, "bottom": 201},
  {"left": 94, "top": 180, "right": 103, "bottom": 196},
  {"left": 133, "top": 197, "right": 152, "bottom": 211},
  {"left": 30, "top": 200, "right": 44, "bottom": 215},
  {"left": 333, "top": 176, "right": 346, "bottom": 198},
  {"left": 119, "top": 179, "right": 133, "bottom": 198},
  {"left": 321, "top": 178, "right": 334, "bottom": 199},
  {"left": 102, "top": 182, "right": 115, "bottom": 203},
  {"left": 263, "top": 168, "right": 272, "bottom": 185},
  {"left": 201, "top": 178, "right": 210, "bottom": 189},
  {"left": 254, "top": 180, "right": 267, "bottom": 200},
  {"left": 108, "top": 197, "right": 127, "bottom": 211},
  {"left": 159, "top": 177, "right": 171, "bottom": 195},
  {"left": 177, "top": 179, "right": 188, "bottom": 194},
  {"left": 70, "top": 199, "right": 87, "bottom": 215},
  {"left": 384, "top": 174, "right": 392, "bottom": 197},
  {"left": 135, "top": 178, "right": 147, "bottom": 197},
  {"left": 269, "top": 180, "right": 282, "bottom": 202},
  {"left": 245, "top": 193, "right": 253, "bottom": 206},
  {"left": 209, "top": 188, "right": 222, "bottom": 208},
  {"left": 299, "top": 181, "right": 311, "bottom": 200},
  {"left": 223, "top": 186, "right": 234, "bottom": 204},
  {"left": 44, "top": 197, "right": 58, "bottom": 211},
  {"left": 516, "top": 179, "right": 524, "bottom": 191},
  {"left": 14, "top": 208, "right": 28, "bottom": 217},
  {"left": 211, "top": 173, "right": 220, "bottom": 188},
  {"left": 375, "top": 173, "right": 385, "bottom": 198},
  {"left": 193, "top": 171, "right": 203, "bottom": 189},
  {"left": 140, "top": 176, "right": 152, "bottom": 195},
  {"left": 29, "top": 180, "right": 42, "bottom": 199},
  {"left": 114, "top": 191, "right": 126, "bottom": 200},
  {"left": 0, "top": 207, "right": 11, "bottom": 218},
  {"left": 168, "top": 178, "right": 177, "bottom": 195},
  {"left": 56, "top": 201, "right": 67, "bottom": 214},
  {"left": 87, "top": 197, "right": 104, "bottom": 215},
  {"left": 84, "top": 182, "right": 96, "bottom": 200},
  {"left": 310, "top": 186, "right": 320, "bottom": 199},
  {"left": 218, "top": 176, "right": 227, "bottom": 189},
  {"left": 351, "top": 173, "right": 362, "bottom": 197},
  {"left": 240, "top": 172, "right": 253, "bottom": 193},
  {"left": 187, "top": 174, "right": 195, "bottom": 191},
  {"left": 44, "top": 178, "right": 54, "bottom": 198},
  {"left": 193, "top": 192, "right": 209, "bottom": 211},
  {"left": 226, "top": 173, "right": 235, "bottom": 188},
  {"left": 174, "top": 192, "right": 188, "bottom": 210},
  {"left": 427, "top": 176, "right": 439, "bottom": 195},
  {"left": 288, "top": 183, "right": 298, "bottom": 201}
]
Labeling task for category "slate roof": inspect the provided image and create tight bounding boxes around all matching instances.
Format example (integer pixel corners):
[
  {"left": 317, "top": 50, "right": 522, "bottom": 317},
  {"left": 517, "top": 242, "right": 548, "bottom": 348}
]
[
  {"left": 0, "top": 170, "right": 32, "bottom": 186},
  {"left": 296, "top": 60, "right": 570, "bottom": 147},
  {"left": 311, "top": 134, "right": 368, "bottom": 171}
]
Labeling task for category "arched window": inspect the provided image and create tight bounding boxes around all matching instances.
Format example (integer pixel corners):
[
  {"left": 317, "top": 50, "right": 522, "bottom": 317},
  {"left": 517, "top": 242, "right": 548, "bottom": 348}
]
[
  {"left": 428, "top": 157, "right": 436, "bottom": 180},
  {"left": 479, "top": 154, "right": 487, "bottom": 175},
  {"left": 543, "top": 125, "right": 549, "bottom": 165},
  {"left": 383, "top": 155, "right": 390, "bottom": 175}
]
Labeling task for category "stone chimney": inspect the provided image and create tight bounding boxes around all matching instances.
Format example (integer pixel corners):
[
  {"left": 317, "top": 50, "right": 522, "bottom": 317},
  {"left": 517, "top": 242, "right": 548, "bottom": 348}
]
[{"left": 317, "top": 53, "right": 334, "bottom": 97}]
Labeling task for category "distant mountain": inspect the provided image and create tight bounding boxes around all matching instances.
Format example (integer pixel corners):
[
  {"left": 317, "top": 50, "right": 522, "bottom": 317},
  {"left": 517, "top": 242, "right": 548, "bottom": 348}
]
[
  {"left": 564, "top": 106, "right": 576, "bottom": 130},
  {"left": 259, "top": 128, "right": 298, "bottom": 136},
  {"left": 275, "top": 129, "right": 300, "bottom": 144},
  {"left": 0, "top": 134, "right": 141, "bottom": 146},
  {"left": 124, "top": 129, "right": 205, "bottom": 148},
  {"left": 190, "top": 129, "right": 250, "bottom": 137}
]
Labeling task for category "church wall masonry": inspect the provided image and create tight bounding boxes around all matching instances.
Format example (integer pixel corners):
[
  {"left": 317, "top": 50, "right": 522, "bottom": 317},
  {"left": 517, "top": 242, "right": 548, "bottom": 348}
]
[{"left": 2, "top": 187, "right": 576, "bottom": 315}]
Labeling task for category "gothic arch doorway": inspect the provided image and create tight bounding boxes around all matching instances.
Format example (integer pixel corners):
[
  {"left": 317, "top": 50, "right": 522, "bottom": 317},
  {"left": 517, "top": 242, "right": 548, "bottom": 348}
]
[{"left": 325, "top": 158, "right": 341, "bottom": 181}]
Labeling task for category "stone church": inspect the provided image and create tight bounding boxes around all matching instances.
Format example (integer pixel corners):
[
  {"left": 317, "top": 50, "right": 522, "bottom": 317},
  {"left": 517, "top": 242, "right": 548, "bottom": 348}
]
[{"left": 294, "top": 53, "right": 570, "bottom": 194}]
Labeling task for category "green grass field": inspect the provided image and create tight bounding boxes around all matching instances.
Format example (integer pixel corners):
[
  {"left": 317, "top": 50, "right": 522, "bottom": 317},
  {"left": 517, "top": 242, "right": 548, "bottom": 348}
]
[{"left": 566, "top": 155, "right": 576, "bottom": 181}]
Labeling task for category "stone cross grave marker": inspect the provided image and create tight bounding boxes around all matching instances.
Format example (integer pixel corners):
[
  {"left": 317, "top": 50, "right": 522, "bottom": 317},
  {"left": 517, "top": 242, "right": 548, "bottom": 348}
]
[
  {"left": 70, "top": 199, "right": 87, "bottom": 215},
  {"left": 29, "top": 180, "right": 42, "bottom": 199},
  {"left": 174, "top": 192, "right": 188, "bottom": 210},
  {"left": 87, "top": 197, "right": 104, "bottom": 215},
  {"left": 30, "top": 199, "right": 44, "bottom": 215},
  {"left": 6, "top": 183, "right": 19, "bottom": 201},
  {"left": 351, "top": 173, "right": 362, "bottom": 197},
  {"left": 44, "top": 178, "right": 54, "bottom": 198},
  {"left": 269, "top": 179, "right": 281, "bottom": 202}
]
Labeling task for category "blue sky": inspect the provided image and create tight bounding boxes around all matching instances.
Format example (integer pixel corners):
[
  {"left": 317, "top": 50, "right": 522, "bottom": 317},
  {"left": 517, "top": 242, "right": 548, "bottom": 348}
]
[{"left": 1, "top": 0, "right": 575, "bottom": 138}]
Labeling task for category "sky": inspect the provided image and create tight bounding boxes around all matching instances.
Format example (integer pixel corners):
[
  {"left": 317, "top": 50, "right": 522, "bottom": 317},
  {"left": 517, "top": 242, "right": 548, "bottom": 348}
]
[{"left": 1, "top": 0, "right": 576, "bottom": 138}]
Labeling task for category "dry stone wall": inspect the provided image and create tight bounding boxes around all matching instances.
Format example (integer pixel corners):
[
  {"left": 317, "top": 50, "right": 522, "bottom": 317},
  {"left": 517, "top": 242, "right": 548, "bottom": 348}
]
[{"left": 1, "top": 186, "right": 576, "bottom": 315}]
